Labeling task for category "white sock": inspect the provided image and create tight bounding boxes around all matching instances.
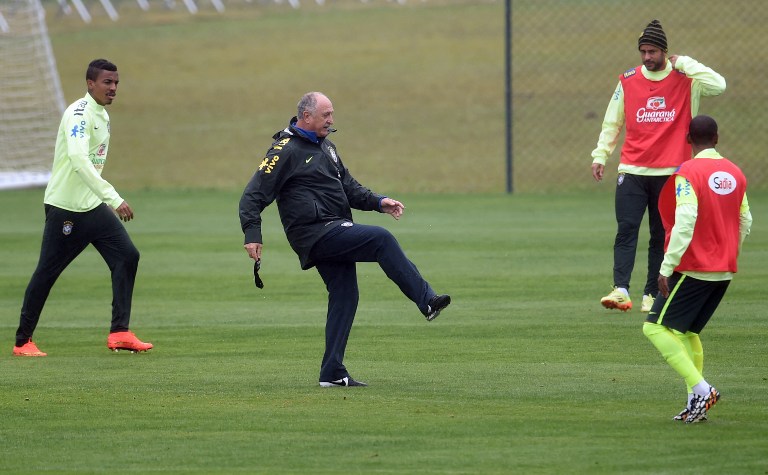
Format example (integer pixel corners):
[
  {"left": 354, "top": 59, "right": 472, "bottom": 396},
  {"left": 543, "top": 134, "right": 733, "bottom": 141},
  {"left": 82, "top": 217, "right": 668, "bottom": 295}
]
[
  {"left": 616, "top": 287, "right": 629, "bottom": 297},
  {"left": 687, "top": 393, "right": 694, "bottom": 405},
  {"left": 693, "top": 381, "right": 711, "bottom": 397}
]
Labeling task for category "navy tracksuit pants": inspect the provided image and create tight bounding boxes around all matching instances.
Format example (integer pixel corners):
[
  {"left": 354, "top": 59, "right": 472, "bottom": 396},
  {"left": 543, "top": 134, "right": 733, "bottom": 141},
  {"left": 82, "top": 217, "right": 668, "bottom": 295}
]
[
  {"left": 16, "top": 204, "right": 140, "bottom": 346},
  {"left": 309, "top": 222, "right": 436, "bottom": 382}
]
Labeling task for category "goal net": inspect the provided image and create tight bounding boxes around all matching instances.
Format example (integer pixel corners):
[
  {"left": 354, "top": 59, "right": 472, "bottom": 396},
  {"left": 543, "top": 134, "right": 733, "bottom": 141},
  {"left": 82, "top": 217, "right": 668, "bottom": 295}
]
[{"left": 0, "top": 0, "right": 66, "bottom": 189}]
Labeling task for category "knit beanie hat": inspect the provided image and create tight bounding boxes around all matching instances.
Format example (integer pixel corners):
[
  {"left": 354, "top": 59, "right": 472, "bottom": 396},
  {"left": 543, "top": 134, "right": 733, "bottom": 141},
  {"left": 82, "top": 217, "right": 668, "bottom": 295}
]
[{"left": 638, "top": 19, "right": 668, "bottom": 52}]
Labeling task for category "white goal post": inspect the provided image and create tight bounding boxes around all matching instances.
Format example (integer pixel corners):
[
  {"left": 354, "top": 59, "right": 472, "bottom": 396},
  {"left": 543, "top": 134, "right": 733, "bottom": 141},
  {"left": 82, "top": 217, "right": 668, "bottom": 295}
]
[{"left": 0, "top": 0, "right": 66, "bottom": 189}]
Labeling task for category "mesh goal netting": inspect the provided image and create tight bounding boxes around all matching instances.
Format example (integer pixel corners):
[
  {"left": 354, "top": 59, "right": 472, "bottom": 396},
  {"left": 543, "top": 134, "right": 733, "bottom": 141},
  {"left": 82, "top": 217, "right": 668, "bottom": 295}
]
[{"left": 0, "top": 0, "right": 65, "bottom": 189}]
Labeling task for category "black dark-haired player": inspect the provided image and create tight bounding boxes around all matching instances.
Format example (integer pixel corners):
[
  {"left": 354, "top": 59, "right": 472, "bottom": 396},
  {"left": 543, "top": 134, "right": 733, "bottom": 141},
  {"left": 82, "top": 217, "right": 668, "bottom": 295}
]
[
  {"left": 643, "top": 115, "right": 751, "bottom": 423},
  {"left": 13, "top": 59, "right": 153, "bottom": 356}
]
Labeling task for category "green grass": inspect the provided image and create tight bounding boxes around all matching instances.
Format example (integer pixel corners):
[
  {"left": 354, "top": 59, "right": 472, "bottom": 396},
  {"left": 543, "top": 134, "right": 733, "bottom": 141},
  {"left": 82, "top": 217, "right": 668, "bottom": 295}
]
[
  {"left": 1, "top": 189, "right": 767, "bottom": 473},
  {"left": 3, "top": 2, "right": 764, "bottom": 472}
]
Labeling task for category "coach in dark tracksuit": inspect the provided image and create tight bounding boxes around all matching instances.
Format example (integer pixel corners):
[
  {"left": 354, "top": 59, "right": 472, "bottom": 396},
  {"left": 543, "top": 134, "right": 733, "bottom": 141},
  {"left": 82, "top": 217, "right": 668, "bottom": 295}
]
[{"left": 239, "top": 92, "right": 450, "bottom": 387}]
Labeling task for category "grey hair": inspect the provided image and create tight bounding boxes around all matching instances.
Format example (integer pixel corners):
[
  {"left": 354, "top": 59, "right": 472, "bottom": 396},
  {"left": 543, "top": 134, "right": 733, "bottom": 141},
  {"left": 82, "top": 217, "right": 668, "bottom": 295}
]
[{"left": 297, "top": 92, "right": 323, "bottom": 118}]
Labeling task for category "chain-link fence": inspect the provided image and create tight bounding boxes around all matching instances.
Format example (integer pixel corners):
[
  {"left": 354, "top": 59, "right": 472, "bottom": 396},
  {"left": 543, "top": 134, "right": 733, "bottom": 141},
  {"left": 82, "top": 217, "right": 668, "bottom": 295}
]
[
  {"left": 6, "top": 0, "right": 765, "bottom": 193},
  {"left": 512, "top": 0, "right": 768, "bottom": 192}
]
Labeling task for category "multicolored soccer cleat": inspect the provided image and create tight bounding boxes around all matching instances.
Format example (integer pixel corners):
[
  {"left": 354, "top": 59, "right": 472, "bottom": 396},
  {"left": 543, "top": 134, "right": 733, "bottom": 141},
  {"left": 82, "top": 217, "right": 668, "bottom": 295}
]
[
  {"left": 673, "top": 407, "right": 707, "bottom": 422},
  {"left": 600, "top": 287, "right": 632, "bottom": 312},
  {"left": 107, "top": 331, "right": 153, "bottom": 353},
  {"left": 686, "top": 387, "right": 720, "bottom": 424},
  {"left": 13, "top": 339, "right": 47, "bottom": 357}
]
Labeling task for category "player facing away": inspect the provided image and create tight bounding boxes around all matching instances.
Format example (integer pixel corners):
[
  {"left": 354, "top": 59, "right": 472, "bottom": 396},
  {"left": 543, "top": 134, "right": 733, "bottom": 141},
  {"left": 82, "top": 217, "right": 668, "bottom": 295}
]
[
  {"left": 239, "top": 92, "right": 451, "bottom": 387},
  {"left": 643, "top": 115, "right": 751, "bottom": 423},
  {"left": 13, "top": 59, "right": 152, "bottom": 357},
  {"left": 591, "top": 19, "right": 726, "bottom": 313}
]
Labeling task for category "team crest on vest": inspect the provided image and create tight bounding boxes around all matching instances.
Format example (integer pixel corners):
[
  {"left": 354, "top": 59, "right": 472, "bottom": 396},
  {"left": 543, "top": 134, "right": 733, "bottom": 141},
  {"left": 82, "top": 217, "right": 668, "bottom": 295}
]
[
  {"left": 709, "top": 171, "right": 737, "bottom": 195},
  {"left": 62, "top": 221, "right": 74, "bottom": 235}
]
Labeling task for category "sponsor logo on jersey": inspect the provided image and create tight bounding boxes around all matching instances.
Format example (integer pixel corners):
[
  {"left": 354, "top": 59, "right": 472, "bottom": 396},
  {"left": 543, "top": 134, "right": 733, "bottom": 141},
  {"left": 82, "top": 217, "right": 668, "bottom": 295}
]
[
  {"left": 70, "top": 120, "right": 87, "bottom": 139},
  {"left": 62, "top": 221, "right": 74, "bottom": 235},
  {"left": 709, "top": 171, "right": 737, "bottom": 195},
  {"left": 73, "top": 100, "right": 87, "bottom": 116},
  {"left": 636, "top": 96, "right": 676, "bottom": 123},
  {"left": 676, "top": 179, "right": 692, "bottom": 197},
  {"left": 90, "top": 153, "right": 106, "bottom": 169},
  {"left": 623, "top": 68, "right": 637, "bottom": 78},
  {"left": 259, "top": 155, "right": 280, "bottom": 174}
]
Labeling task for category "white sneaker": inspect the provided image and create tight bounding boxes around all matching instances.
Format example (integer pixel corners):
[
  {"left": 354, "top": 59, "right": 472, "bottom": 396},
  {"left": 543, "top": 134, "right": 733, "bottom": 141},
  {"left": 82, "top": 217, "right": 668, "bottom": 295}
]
[{"left": 641, "top": 294, "right": 655, "bottom": 312}]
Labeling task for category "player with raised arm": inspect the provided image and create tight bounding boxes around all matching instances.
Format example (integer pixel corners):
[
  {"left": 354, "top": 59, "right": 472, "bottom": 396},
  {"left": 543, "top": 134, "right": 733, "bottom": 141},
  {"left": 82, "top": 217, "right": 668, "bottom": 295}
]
[{"left": 591, "top": 19, "right": 726, "bottom": 313}]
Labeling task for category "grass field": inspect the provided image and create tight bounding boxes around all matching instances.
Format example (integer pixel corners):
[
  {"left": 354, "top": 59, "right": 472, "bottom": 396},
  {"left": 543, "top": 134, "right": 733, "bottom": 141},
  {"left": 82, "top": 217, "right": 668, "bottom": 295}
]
[
  {"left": 1, "top": 189, "right": 767, "bottom": 473},
  {"left": 2, "top": 2, "right": 767, "bottom": 472}
]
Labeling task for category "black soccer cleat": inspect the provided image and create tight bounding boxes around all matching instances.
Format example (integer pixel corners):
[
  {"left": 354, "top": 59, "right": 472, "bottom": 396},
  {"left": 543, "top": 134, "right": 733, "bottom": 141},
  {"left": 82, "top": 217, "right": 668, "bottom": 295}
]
[
  {"left": 319, "top": 376, "right": 368, "bottom": 388},
  {"left": 424, "top": 294, "right": 451, "bottom": 322}
]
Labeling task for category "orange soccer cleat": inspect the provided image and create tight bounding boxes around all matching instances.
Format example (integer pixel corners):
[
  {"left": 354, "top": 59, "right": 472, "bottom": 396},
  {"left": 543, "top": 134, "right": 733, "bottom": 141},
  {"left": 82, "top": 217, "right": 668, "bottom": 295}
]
[
  {"left": 13, "top": 339, "right": 47, "bottom": 357},
  {"left": 107, "top": 331, "right": 153, "bottom": 353}
]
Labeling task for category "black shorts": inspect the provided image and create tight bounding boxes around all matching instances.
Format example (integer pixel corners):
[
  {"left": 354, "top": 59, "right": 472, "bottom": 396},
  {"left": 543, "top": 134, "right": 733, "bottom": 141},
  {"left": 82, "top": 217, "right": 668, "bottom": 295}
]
[{"left": 646, "top": 272, "right": 730, "bottom": 334}]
